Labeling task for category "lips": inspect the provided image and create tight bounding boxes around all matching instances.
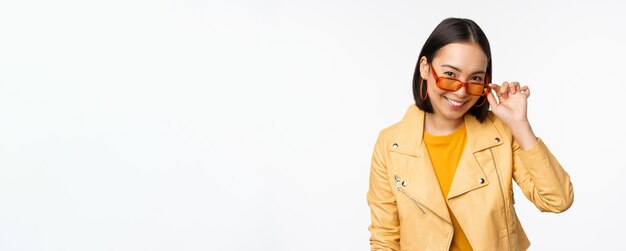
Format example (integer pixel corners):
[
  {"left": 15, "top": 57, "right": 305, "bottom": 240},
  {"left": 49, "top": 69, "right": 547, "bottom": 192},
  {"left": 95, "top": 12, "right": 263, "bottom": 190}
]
[{"left": 444, "top": 96, "right": 467, "bottom": 107}]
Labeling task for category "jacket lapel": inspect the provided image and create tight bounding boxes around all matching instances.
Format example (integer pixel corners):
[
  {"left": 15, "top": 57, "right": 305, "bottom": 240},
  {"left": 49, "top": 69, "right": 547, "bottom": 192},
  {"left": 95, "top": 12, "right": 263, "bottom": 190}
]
[
  {"left": 391, "top": 104, "right": 450, "bottom": 223},
  {"left": 446, "top": 114, "right": 503, "bottom": 199},
  {"left": 391, "top": 103, "right": 504, "bottom": 222}
]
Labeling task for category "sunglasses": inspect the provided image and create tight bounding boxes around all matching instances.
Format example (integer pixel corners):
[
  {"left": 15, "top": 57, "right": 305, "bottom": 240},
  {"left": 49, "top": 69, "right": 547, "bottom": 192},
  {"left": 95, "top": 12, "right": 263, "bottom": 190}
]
[{"left": 429, "top": 64, "right": 491, "bottom": 96}]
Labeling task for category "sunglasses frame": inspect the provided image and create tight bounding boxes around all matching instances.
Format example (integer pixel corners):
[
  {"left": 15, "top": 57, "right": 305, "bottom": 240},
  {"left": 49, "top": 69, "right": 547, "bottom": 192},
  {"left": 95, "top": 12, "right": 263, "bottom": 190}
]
[{"left": 429, "top": 64, "right": 491, "bottom": 96}]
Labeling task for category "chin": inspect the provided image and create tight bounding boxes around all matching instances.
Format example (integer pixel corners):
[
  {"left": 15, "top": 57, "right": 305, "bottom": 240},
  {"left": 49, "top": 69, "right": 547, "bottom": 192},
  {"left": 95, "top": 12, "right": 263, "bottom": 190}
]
[{"left": 441, "top": 110, "right": 467, "bottom": 120}]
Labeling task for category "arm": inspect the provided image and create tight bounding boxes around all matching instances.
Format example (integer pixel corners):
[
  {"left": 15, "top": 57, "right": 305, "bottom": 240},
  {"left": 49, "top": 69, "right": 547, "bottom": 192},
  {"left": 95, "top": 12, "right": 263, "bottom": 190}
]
[
  {"left": 366, "top": 131, "right": 401, "bottom": 251},
  {"left": 487, "top": 81, "right": 574, "bottom": 213},
  {"left": 512, "top": 136, "right": 574, "bottom": 213}
]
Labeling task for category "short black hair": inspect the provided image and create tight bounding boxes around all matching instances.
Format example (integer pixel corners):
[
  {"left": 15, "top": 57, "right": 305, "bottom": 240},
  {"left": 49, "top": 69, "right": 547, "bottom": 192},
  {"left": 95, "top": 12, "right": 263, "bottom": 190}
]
[{"left": 412, "top": 17, "right": 492, "bottom": 122}]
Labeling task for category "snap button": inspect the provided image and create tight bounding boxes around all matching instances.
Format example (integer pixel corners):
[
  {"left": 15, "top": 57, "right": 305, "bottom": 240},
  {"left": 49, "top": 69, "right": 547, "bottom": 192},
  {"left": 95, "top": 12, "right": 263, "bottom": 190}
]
[
  {"left": 494, "top": 137, "right": 501, "bottom": 143},
  {"left": 402, "top": 181, "right": 408, "bottom": 187},
  {"left": 392, "top": 143, "right": 398, "bottom": 148},
  {"left": 395, "top": 175, "right": 400, "bottom": 182},
  {"left": 479, "top": 178, "right": 485, "bottom": 184}
]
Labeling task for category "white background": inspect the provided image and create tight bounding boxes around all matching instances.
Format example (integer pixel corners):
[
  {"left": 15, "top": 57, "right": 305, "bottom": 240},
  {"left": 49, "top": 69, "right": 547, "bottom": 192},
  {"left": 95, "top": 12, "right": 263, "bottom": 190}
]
[{"left": 1, "top": 0, "right": 625, "bottom": 250}]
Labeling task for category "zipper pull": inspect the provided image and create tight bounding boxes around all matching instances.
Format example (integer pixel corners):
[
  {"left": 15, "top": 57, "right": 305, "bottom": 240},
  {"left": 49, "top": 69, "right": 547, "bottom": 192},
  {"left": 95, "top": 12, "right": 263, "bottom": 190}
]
[{"left": 395, "top": 175, "right": 400, "bottom": 191}]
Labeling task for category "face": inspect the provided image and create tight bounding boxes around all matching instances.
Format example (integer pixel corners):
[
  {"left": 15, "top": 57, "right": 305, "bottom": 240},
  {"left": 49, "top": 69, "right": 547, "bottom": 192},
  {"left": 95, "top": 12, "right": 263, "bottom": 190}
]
[{"left": 420, "top": 42, "right": 489, "bottom": 121}]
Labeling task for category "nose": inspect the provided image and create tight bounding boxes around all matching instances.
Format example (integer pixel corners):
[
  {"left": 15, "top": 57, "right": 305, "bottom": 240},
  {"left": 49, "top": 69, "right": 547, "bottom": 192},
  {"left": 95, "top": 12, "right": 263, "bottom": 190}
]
[{"left": 455, "top": 85, "right": 469, "bottom": 98}]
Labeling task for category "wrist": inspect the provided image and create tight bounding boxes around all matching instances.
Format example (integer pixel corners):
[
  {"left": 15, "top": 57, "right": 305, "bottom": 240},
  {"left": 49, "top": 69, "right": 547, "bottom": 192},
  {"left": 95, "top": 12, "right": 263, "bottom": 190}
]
[{"left": 508, "top": 121, "right": 538, "bottom": 150}]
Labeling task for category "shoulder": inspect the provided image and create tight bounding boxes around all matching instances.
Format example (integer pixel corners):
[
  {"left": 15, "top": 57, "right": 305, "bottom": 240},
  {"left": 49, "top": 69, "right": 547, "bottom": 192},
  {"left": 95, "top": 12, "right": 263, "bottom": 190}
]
[
  {"left": 481, "top": 111, "right": 517, "bottom": 147},
  {"left": 375, "top": 121, "right": 402, "bottom": 147},
  {"left": 376, "top": 103, "right": 422, "bottom": 140},
  {"left": 485, "top": 111, "right": 498, "bottom": 124},
  {"left": 464, "top": 111, "right": 514, "bottom": 145},
  {"left": 485, "top": 111, "right": 511, "bottom": 134},
  {"left": 380, "top": 120, "right": 402, "bottom": 136}
]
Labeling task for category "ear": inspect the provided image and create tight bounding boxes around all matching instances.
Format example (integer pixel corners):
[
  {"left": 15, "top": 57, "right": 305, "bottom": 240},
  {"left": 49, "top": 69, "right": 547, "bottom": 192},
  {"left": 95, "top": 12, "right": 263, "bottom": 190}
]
[{"left": 419, "top": 56, "right": 430, "bottom": 80}]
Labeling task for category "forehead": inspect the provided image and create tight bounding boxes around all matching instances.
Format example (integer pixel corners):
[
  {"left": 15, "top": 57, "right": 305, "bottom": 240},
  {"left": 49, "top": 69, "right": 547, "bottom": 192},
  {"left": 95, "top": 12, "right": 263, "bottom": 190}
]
[{"left": 433, "top": 42, "right": 488, "bottom": 71}]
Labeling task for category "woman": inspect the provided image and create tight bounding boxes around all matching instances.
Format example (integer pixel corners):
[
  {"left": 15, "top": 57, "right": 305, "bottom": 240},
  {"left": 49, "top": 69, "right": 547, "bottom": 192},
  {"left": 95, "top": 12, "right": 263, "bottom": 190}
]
[{"left": 366, "top": 18, "right": 574, "bottom": 251}]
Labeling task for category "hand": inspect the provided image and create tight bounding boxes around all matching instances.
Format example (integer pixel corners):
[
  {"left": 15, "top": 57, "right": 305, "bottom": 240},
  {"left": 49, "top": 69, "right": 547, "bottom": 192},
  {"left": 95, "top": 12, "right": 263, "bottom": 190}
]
[
  {"left": 486, "top": 81, "right": 530, "bottom": 126},
  {"left": 486, "top": 81, "right": 538, "bottom": 150}
]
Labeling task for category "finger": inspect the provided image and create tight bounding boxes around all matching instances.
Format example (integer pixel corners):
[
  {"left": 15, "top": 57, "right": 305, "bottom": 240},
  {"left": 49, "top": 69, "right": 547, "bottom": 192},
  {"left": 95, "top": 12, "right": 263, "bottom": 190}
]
[
  {"left": 489, "top": 83, "right": 503, "bottom": 99},
  {"left": 509, "top": 82, "right": 519, "bottom": 94},
  {"left": 520, "top": 85, "right": 528, "bottom": 94},
  {"left": 500, "top": 82, "right": 509, "bottom": 99},
  {"left": 486, "top": 92, "right": 498, "bottom": 108},
  {"left": 522, "top": 86, "right": 530, "bottom": 97},
  {"left": 489, "top": 83, "right": 501, "bottom": 96}
]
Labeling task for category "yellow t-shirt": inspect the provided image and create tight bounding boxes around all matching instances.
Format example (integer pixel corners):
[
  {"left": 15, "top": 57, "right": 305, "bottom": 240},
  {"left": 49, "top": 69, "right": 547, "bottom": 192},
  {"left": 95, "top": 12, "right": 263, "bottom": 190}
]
[{"left": 424, "top": 123, "right": 473, "bottom": 251}]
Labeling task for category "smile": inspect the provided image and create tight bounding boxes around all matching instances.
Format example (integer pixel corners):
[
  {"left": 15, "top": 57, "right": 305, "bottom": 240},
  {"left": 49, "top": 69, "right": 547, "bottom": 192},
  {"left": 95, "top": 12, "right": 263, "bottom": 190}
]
[{"left": 445, "top": 96, "right": 466, "bottom": 107}]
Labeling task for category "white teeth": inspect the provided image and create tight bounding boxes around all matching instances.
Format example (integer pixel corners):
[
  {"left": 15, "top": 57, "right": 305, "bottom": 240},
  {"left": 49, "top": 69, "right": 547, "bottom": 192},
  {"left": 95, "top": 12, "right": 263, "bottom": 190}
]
[{"left": 445, "top": 97, "right": 464, "bottom": 106}]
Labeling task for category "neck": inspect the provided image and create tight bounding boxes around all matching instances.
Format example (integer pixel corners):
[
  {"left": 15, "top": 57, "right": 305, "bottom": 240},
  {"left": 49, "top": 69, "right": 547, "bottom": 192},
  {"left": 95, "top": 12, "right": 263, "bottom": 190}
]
[{"left": 424, "top": 112, "right": 464, "bottom": 136}]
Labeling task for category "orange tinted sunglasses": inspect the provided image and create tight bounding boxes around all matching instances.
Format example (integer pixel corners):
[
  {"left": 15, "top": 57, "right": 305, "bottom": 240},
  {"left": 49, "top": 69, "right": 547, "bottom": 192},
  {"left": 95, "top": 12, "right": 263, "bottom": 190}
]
[{"left": 430, "top": 64, "right": 491, "bottom": 96}]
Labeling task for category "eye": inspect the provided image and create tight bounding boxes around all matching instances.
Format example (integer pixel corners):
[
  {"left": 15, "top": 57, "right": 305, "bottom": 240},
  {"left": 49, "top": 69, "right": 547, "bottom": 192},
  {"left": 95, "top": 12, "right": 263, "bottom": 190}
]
[
  {"left": 470, "top": 76, "right": 483, "bottom": 82},
  {"left": 444, "top": 71, "right": 455, "bottom": 77}
]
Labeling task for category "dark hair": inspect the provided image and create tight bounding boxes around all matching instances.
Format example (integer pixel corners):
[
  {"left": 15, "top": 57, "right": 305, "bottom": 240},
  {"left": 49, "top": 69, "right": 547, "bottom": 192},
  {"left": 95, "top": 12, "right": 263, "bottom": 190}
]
[{"left": 412, "top": 17, "right": 492, "bottom": 122}]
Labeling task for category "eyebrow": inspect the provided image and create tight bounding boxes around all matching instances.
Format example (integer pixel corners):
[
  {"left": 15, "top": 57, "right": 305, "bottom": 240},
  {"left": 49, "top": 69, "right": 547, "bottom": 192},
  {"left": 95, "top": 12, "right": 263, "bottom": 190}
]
[{"left": 441, "top": 64, "right": 486, "bottom": 75}]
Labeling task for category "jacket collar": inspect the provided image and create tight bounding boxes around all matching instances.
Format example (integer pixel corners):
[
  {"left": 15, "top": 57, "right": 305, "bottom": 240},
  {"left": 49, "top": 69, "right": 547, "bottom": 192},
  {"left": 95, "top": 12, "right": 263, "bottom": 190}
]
[
  {"left": 394, "top": 103, "right": 503, "bottom": 156},
  {"left": 390, "top": 103, "right": 504, "bottom": 223}
]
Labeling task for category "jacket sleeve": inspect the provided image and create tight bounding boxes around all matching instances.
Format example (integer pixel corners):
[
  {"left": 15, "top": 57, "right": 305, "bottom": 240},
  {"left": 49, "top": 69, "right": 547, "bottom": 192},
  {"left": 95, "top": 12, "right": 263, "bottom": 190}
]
[
  {"left": 512, "top": 137, "right": 574, "bottom": 213},
  {"left": 366, "top": 131, "right": 401, "bottom": 251}
]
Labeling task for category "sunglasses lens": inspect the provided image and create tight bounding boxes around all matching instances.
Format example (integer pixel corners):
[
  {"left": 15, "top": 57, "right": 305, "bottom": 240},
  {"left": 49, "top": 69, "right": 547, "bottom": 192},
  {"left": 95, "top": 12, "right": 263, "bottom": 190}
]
[
  {"left": 467, "top": 83, "right": 485, "bottom": 96},
  {"left": 436, "top": 78, "right": 487, "bottom": 96},
  {"left": 437, "top": 79, "right": 462, "bottom": 91}
]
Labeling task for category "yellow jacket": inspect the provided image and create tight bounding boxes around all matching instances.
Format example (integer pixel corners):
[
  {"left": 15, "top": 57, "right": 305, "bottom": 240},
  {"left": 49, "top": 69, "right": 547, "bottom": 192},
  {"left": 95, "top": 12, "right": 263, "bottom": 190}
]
[{"left": 367, "top": 103, "right": 574, "bottom": 251}]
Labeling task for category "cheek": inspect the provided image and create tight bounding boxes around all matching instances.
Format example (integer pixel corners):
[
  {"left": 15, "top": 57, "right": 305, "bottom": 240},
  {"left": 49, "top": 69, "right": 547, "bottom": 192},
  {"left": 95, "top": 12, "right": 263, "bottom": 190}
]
[{"left": 427, "top": 80, "right": 446, "bottom": 96}]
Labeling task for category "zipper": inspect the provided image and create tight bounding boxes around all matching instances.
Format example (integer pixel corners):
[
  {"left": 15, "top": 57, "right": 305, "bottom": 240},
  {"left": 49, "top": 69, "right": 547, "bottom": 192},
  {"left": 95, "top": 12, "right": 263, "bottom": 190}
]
[
  {"left": 398, "top": 189, "right": 426, "bottom": 214},
  {"left": 395, "top": 174, "right": 453, "bottom": 250},
  {"left": 490, "top": 148, "right": 512, "bottom": 251},
  {"left": 395, "top": 175, "right": 425, "bottom": 214},
  {"left": 397, "top": 187, "right": 454, "bottom": 250}
]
